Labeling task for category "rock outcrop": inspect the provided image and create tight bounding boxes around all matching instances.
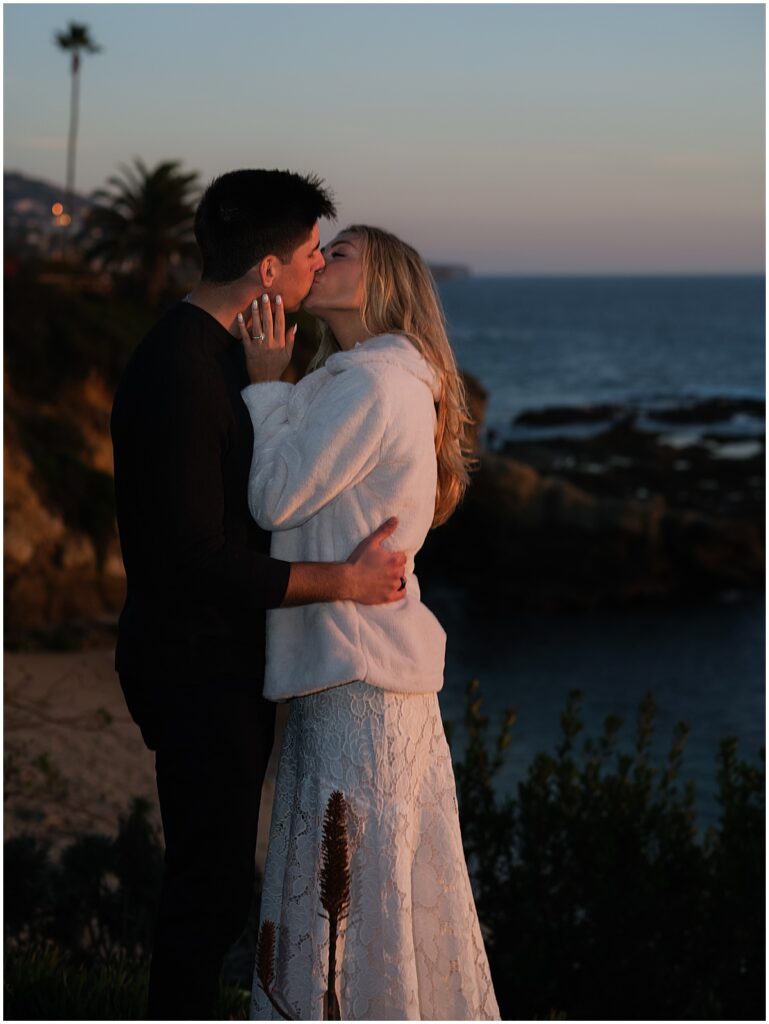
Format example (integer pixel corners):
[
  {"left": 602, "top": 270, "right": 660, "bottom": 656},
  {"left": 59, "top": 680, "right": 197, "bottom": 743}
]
[
  {"left": 418, "top": 450, "right": 763, "bottom": 610},
  {"left": 4, "top": 377, "right": 125, "bottom": 648}
]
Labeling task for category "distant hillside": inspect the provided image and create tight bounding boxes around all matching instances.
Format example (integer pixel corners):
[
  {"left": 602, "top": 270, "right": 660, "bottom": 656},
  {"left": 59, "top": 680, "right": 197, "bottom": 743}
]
[
  {"left": 429, "top": 263, "right": 471, "bottom": 280},
  {"left": 5, "top": 170, "right": 89, "bottom": 211},
  {"left": 5, "top": 171, "right": 90, "bottom": 254}
]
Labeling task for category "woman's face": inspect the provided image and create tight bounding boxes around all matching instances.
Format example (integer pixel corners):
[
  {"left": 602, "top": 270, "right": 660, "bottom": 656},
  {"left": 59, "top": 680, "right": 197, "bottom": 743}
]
[{"left": 302, "top": 232, "right": 365, "bottom": 316}]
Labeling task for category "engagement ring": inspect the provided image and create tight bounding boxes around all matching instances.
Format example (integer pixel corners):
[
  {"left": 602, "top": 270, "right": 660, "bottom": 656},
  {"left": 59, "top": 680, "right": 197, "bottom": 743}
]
[{"left": 252, "top": 333, "right": 266, "bottom": 342}]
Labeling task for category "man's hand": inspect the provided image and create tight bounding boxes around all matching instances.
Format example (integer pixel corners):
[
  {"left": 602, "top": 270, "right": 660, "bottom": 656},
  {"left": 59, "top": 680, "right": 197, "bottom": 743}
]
[
  {"left": 346, "top": 517, "right": 407, "bottom": 604},
  {"left": 279, "top": 518, "right": 407, "bottom": 608},
  {"left": 237, "top": 293, "right": 297, "bottom": 383}
]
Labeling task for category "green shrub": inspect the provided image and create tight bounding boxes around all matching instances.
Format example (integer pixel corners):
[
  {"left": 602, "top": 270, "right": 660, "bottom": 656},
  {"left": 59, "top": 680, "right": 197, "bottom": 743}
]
[
  {"left": 3, "top": 944, "right": 249, "bottom": 1021},
  {"left": 446, "top": 683, "right": 765, "bottom": 1020},
  {"left": 5, "top": 270, "right": 153, "bottom": 400},
  {"left": 4, "top": 796, "right": 258, "bottom": 1019},
  {"left": 4, "top": 798, "right": 163, "bottom": 965},
  {"left": 4, "top": 944, "right": 149, "bottom": 1021}
]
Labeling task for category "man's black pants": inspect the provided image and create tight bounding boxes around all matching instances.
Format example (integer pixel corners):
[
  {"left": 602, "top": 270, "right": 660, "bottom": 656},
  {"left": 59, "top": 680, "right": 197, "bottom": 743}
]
[{"left": 132, "top": 678, "right": 276, "bottom": 1020}]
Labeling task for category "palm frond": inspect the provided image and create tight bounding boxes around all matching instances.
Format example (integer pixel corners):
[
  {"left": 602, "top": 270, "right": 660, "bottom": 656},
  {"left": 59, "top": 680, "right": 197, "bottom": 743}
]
[
  {"left": 78, "top": 158, "right": 201, "bottom": 296},
  {"left": 55, "top": 22, "right": 101, "bottom": 53}
]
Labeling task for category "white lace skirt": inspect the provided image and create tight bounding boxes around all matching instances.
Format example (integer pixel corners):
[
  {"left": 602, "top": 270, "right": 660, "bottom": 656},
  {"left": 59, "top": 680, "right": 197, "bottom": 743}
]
[{"left": 250, "top": 680, "right": 500, "bottom": 1021}]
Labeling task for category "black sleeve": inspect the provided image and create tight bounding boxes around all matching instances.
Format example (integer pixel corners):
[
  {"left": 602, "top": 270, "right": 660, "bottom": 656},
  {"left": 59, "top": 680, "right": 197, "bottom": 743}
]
[{"left": 140, "top": 335, "right": 291, "bottom": 611}]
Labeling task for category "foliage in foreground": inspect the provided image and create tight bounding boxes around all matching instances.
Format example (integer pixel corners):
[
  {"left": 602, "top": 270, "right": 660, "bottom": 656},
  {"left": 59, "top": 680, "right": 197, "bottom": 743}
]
[
  {"left": 4, "top": 944, "right": 148, "bottom": 1021},
  {"left": 3, "top": 798, "right": 252, "bottom": 1019},
  {"left": 4, "top": 798, "right": 163, "bottom": 964},
  {"left": 3, "top": 943, "right": 249, "bottom": 1021},
  {"left": 5, "top": 689, "right": 764, "bottom": 1020},
  {"left": 446, "top": 681, "right": 765, "bottom": 1021}
]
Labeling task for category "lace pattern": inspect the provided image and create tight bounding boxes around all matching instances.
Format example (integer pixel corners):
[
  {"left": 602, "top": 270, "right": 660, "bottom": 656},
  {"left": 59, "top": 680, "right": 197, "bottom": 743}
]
[{"left": 250, "top": 681, "right": 500, "bottom": 1021}]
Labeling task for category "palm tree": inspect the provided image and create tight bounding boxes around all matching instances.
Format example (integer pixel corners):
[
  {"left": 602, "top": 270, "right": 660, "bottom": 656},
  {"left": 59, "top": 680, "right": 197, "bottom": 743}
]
[
  {"left": 80, "top": 158, "right": 200, "bottom": 306},
  {"left": 54, "top": 22, "right": 101, "bottom": 220}
]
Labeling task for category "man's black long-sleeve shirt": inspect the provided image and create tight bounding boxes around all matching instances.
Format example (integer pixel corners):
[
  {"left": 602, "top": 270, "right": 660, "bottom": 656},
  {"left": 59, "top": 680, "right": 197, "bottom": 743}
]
[{"left": 111, "top": 301, "right": 291, "bottom": 687}]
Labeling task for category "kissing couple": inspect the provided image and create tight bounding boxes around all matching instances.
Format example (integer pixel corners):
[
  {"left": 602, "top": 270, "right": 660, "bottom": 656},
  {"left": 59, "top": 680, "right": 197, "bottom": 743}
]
[{"left": 111, "top": 169, "right": 500, "bottom": 1020}]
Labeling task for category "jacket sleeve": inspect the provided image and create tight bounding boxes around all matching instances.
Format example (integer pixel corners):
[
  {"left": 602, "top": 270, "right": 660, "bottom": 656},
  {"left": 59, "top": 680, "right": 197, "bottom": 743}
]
[{"left": 241, "top": 368, "right": 389, "bottom": 530}]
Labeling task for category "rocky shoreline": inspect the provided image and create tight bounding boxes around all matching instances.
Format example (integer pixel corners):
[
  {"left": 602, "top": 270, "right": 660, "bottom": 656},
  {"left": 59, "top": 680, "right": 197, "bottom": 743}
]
[
  {"left": 417, "top": 388, "right": 765, "bottom": 611},
  {"left": 501, "top": 396, "right": 764, "bottom": 525}
]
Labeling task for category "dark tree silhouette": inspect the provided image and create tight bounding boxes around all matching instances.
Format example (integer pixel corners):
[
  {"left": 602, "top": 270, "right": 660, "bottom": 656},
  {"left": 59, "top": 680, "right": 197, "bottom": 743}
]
[{"left": 80, "top": 159, "right": 200, "bottom": 306}]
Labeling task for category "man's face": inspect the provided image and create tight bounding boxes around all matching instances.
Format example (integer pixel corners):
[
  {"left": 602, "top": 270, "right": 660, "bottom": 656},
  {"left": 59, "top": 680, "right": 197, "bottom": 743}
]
[{"left": 273, "top": 223, "right": 324, "bottom": 311}]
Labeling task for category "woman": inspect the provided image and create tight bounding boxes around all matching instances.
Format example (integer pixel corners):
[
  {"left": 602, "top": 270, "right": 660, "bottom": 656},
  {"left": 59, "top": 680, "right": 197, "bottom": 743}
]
[{"left": 238, "top": 225, "right": 500, "bottom": 1020}]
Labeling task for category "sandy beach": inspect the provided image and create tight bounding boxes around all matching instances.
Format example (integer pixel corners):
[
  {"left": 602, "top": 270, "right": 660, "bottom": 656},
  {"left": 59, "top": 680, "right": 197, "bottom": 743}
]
[{"left": 4, "top": 649, "right": 286, "bottom": 873}]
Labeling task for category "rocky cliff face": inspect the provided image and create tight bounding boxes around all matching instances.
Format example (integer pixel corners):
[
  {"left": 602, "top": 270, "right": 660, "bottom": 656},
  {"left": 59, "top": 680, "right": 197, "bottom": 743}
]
[
  {"left": 421, "top": 376, "right": 764, "bottom": 609},
  {"left": 5, "top": 372, "right": 126, "bottom": 648},
  {"left": 3, "top": 271, "right": 152, "bottom": 648},
  {"left": 418, "top": 451, "right": 764, "bottom": 610}
]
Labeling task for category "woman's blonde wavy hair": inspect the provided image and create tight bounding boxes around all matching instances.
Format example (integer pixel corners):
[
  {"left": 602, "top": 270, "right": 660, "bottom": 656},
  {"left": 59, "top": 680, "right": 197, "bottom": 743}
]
[{"left": 307, "top": 224, "right": 476, "bottom": 527}]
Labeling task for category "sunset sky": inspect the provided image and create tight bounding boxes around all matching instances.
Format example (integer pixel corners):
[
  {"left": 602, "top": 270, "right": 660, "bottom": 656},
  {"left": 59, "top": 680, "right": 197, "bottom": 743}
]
[{"left": 4, "top": 2, "right": 765, "bottom": 273}]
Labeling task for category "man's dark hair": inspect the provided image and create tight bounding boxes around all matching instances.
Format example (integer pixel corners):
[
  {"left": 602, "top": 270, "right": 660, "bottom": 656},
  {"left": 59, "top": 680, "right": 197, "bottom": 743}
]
[{"left": 194, "top": 169, "right": 336, "bottom": 283}]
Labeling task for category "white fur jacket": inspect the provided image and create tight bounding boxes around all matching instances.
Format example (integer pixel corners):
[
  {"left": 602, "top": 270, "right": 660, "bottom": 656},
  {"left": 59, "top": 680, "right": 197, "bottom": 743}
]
[{"left": 241, "top": 332, "right": 447, "bottom": 702}]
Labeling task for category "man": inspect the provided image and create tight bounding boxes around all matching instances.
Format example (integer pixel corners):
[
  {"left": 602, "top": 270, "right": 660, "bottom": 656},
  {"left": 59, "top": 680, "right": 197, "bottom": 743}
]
[{"left": 111, "top": 169, "right": 406, "bottom": 1019}]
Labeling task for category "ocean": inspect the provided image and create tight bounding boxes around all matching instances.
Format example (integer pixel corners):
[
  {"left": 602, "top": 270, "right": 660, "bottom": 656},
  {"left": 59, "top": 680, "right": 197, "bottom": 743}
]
[
  {"left": 438, "top": 274, "right": 765, "bottom": 436},
  {"left": 429, "top": 274, "right": 765, "bottom": 832}
]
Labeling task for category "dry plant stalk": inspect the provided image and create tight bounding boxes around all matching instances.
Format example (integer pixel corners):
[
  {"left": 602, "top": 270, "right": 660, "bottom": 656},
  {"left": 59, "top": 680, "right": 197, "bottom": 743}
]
[
  {"left": 256, "top": 919, "right": 295, "bottom": 1021},
  {"left": 255, "top": 790, "right": 352, "bottom": 1021},
  {"left": 320, "top": 790, "right": 351, "bottom": 1021}
]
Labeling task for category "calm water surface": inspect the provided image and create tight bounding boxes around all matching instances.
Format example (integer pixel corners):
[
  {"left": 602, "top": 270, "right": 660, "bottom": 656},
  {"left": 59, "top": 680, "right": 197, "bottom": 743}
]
[
  {"left": 426, "top": 586, "right": 764, "bottom": 834},
  {"left": 437, "top": 275, "right": 765, "bottom": 431}
]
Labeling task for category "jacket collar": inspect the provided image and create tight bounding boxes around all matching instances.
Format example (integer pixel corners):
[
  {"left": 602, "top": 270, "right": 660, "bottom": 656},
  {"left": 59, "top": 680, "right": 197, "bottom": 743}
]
[{"left": 325, "top": 333, "right": 441, "bottom": 401}]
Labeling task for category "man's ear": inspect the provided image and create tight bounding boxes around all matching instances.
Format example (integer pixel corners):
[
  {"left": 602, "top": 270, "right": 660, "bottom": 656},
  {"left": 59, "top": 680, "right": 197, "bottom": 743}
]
[{"left": 257, "top": 255, "right": 279, "bottom": 288}]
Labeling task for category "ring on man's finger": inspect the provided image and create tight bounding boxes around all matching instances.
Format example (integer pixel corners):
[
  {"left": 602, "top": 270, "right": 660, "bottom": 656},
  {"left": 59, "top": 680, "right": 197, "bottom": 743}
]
[{"left": 398, "top": 576, "right": 406, "bottom": 591}]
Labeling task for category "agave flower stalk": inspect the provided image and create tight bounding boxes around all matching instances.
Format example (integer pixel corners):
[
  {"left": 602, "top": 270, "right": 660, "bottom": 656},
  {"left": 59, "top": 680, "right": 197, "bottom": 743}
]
[
  {"left": 256, "top": 920, "right": 295, "bottom": 1021},
  {"left": 319, "top": 790, "right": 351, "bottom": 1021}
]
